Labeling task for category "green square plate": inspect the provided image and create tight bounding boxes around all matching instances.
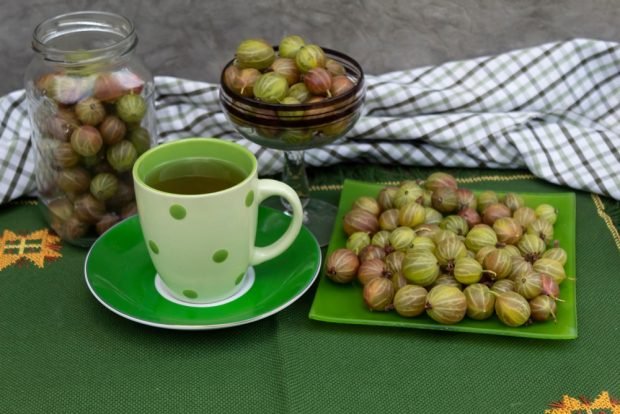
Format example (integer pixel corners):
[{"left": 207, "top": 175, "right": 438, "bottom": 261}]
[{"left": 309, "top": 179, "right": 577, "bottom": 339}]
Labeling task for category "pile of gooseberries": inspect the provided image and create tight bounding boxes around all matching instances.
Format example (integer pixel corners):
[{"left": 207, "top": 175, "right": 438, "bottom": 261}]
[
  {"left": 325, "top": 172, "right": 569, "bottom": 327},
  {"left": 32, "top": 69, "right": 152, "bottom": 242}
]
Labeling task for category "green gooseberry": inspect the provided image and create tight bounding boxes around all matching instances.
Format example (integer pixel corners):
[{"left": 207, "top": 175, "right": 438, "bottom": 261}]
[
  {"left": 425, "top": 285, "right": 467, "bottom": 325},
  {"left": 491, "top": 279, "right": 516, "bottom": 294},
  {"left": 464, "top": 224, "right": 497, "bottom": 253},
  {"left": 435, "top": 238, "right": 467, "bottom": 269},
  {"left": 424, "top": 207, "right": 443, "bottom": 225},
  {"left": 453, "top": 256, "right": 483, "bottom": 285},
  {"left": 532, "top": 258, "right": 566, "bottom": 285},
  {"left": 402, "top": 250, "right": 439, "bottom": 286},
  {"left": 346, "top": 231, "right": 371, "bottom": 255},
  {"left": 535, "top": 203, "right": 558, "bottom": 225},
  {"left": 295, "top": 44, "right": 326, "bottom": 73},
  {"left": 281, "top": 129, "right": 313, "bottom": 145},
  {"left": 494, "top": 291, "right": 531, "bottom": 327},
  {"left": 389, "top": 226, "right": 416, "bottom": 251},
  {"left": 116, "top": 94, "right": 147, "bottom": 124},
  {"left": 107, "top": 140, "right": 138, "bottom": 173},
  {"left": 253, "top": 72, "right": 289, "bottom": 103},
  {"left": 514, "top": 272, "right": 544, "bottom": 300},
  {"left": 394, "top": 182, "right": 424, "bottom": 208},
  {"left": 127, "top": 126, "right": 151, "bottom": 155},
  {"left": 278, "top": 35, "right": 305, "bottom": 59},
  {"left": 398, "top": 201, "right": 425, "bottom": 228},
  {"left": 463, "top": 283, "right": 495, "bottom": 320},
  {"left": 393, "top": 285, "right": 427, "bottom": 317},
  {"left": 236, "top": 39, "right": 276, "bottom": 70},
  {"left": 287, "top": 82, "right": 310, "bottom": 102},
  {"left": 502, "top": 192, "right": 524, "bottom": 211},
  {"left": 90, "top": 173, "right": 119, "bottom": 201},
  {"left": 440, "top": 215, "right": 469, "bottom": 237},
  {"left": 277, "top": 97, "right": 304, "bottom": 120},
  {"left": 75, "top": 97, "right": 106, "bottom": 126},
  {"left": 477, "top": 190, "right": 498, "bottom": 213}
]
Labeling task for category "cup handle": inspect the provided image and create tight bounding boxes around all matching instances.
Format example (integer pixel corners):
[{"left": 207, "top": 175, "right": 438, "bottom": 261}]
[{"left": 249, "top": 179, "right": 303, "bottom": 266}]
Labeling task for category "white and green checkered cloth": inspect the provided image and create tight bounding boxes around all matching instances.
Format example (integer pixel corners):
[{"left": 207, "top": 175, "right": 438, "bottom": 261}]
[{"left": 1, "top": 38, "right": 619, "bottom": 202}]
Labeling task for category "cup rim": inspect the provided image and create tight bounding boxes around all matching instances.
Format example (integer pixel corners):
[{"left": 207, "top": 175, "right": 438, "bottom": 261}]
[{"left": 132, "top": 137, "right": 257, "bottom": 198}]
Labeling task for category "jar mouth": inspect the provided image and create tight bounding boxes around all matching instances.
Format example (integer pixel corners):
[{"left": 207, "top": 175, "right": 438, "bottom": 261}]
[{"left": 32, "top": 11, "right": 137, "bottom": 65}]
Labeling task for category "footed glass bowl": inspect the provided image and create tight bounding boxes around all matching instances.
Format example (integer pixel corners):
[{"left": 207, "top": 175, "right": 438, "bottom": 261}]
[{"left": 219, "top": 47, "right": 365, "bottom": 246}]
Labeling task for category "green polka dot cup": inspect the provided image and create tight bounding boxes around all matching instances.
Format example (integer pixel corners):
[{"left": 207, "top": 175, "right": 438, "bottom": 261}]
[{"left": 132, "top": 138, "right": 303, "bottom": 305}]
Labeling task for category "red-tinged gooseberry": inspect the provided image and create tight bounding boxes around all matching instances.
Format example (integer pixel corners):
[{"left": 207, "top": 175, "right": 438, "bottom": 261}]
[
  {"left": 99, "top": 115, "right": 127, "bottom": 146},
  {"left": 95, "top": 213, "right": 120, "bottom": 235},
  {"left": 357, "top": 258, "right": 390, "bottom": 285},
  {"left": 93, "top": 73, "right": 125, "bottom": 102},
  {"left": 493, "top": 217, "right": 523, "bottom": 245},
  {"left": 425, "top": 172, "right": 458, "bottom": 192},
  {"left": 363, "top": 277, "right": 395, "bottom": 311},
  {"left": 269, "top": 58, "right": 300, "bottom": 86},
  {"left": 304, "top": 67, "right": 332, "bottom": 97},
  {"left": 70, "top": 125, "right": 103, "bottom": 157},
  {"left": 329, "top": 75, "right": 354, "bottom": 97},
  {"left": 482, "top": 202, "right": 512, "bottom": 226},
  {"left": 53, "top": 142, "right": 80, "bottom": 168},
  {"left": 529, "top": 295, "right": 557, "bottom": 322},
  {"left": 56, "top": 167, "right": 91, "bottom": 194},
  {"left": 325, "top": 248, "right": 359, "bottom": 284},
  {"left": 73, "top": 193, "right": 105, "bottom": 223},
  {"left": 431, "top": 187, "right": 458, "bottom": 214},
  {"left": 343, "top": 208, "right": 379, "bottom": 236},
  {"left": 325, "top": 58, "right": 346, "bottom": 76}
]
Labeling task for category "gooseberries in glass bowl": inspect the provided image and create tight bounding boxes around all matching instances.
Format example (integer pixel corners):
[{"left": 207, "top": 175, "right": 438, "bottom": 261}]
[{"left": 219, "top": 37, "right": 366, "bottom": 245}]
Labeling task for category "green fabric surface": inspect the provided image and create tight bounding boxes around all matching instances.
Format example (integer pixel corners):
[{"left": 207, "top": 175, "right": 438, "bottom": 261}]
[{"left": 1, "top": 166, "right": 619, "bottom": 413}]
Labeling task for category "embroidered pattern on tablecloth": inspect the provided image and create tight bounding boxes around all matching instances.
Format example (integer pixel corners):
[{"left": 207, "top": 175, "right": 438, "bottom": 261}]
[{"left": 0, "top": 228, "right": 62, "bottom": 271}]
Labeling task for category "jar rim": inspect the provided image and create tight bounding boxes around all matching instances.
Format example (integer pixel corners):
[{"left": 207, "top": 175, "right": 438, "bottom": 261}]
[{"left": 32, "top": 11, "right": 137, "bottom": 64}]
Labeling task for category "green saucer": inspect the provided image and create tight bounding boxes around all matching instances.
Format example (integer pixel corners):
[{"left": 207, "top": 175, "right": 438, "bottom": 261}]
[{"left": 85, "top": 206, "right": 321, "bottom": 330}]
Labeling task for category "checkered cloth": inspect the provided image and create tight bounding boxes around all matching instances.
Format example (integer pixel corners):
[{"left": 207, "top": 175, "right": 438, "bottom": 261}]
[{"left": 2, "top": 38, "right": 619, "bottom": 203}]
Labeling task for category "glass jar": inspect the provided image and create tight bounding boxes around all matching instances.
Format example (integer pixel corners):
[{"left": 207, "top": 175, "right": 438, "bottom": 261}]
[{"left": 24, "top": 11, "right": 157, "bottom": 246}]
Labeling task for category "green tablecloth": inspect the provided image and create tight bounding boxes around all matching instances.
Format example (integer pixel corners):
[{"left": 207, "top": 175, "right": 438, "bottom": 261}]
[{"left": 1, "top": 166, "right": 619, "bottom": 413}]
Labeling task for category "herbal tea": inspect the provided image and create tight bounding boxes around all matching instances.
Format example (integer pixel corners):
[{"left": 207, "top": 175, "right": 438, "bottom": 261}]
[{"left": 145, "top": 157, "right": 246, "bottom": 194}]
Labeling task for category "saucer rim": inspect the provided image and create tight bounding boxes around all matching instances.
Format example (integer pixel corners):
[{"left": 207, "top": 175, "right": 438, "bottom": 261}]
[{"left": 84, "top": 210, "right": 322, "bottom": 330}]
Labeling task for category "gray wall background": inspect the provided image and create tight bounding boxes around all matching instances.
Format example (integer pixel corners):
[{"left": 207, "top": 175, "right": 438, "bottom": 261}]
[{"left": 2, "top": 0, "right": 620, "bottom": 96}]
